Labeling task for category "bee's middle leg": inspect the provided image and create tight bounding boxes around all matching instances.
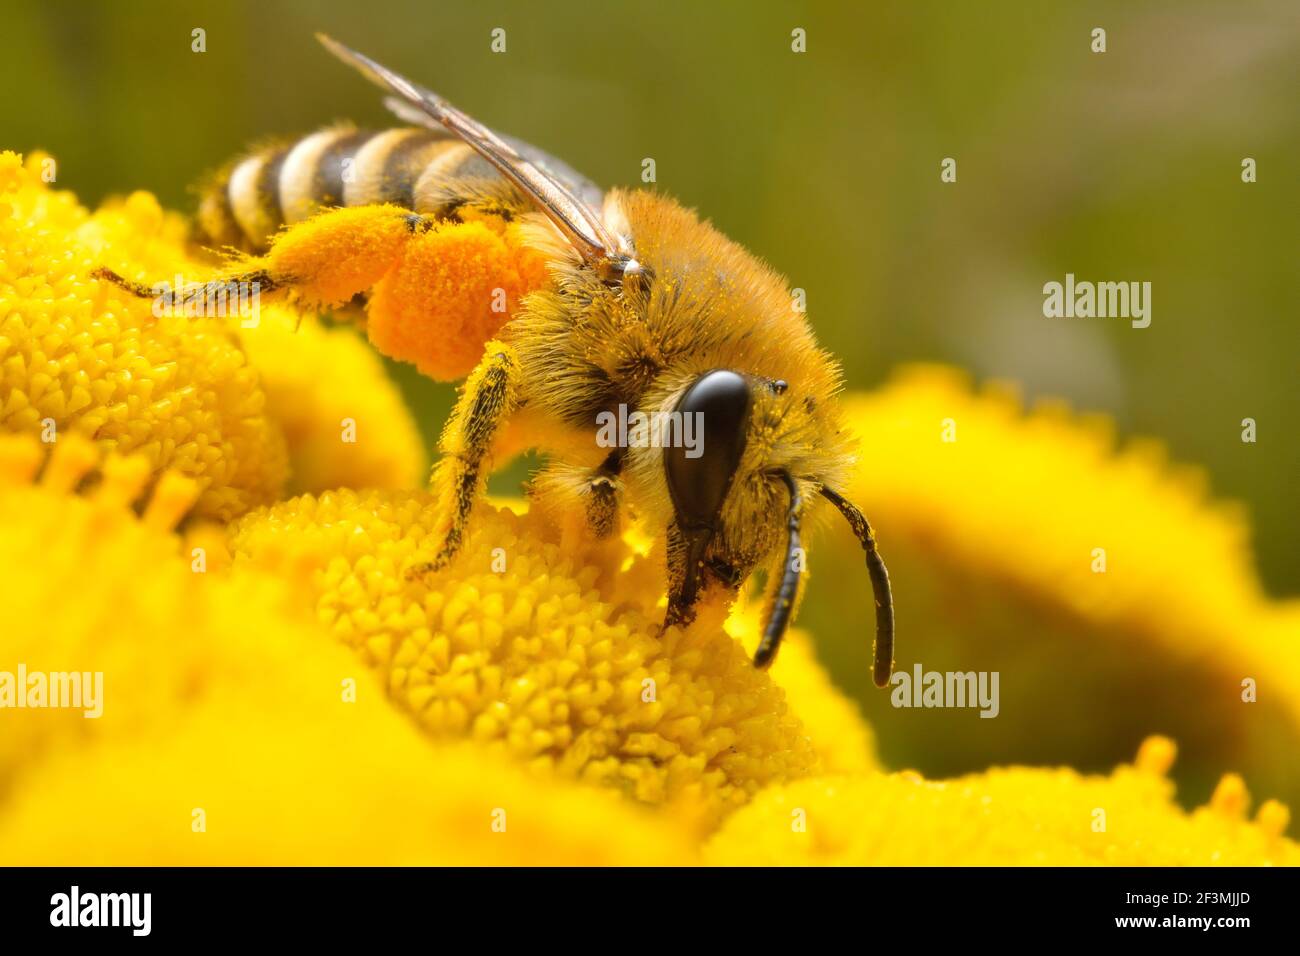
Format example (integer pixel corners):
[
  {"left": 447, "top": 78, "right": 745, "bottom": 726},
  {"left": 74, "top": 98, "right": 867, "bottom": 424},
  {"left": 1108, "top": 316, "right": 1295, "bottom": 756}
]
[
  {"left": 523, "top": 451, "right": 624, "bottom": 550},
  {"left": 407, "top": 344, "right": 519, "bottom": 580}
]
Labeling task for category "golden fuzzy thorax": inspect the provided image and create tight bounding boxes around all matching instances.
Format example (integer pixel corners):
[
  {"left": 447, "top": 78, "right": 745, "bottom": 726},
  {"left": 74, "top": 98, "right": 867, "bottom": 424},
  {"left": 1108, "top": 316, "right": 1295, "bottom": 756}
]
[{"left": 503, "top": 189, "right": 856, "bottom": 588}]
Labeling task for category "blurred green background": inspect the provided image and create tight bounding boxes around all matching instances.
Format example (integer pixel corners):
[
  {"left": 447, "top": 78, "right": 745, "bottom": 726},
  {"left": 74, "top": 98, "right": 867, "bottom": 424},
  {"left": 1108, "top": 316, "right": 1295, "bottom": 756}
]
[{"left": 4, "top": 0, "right": 1295, "bottom": 794}]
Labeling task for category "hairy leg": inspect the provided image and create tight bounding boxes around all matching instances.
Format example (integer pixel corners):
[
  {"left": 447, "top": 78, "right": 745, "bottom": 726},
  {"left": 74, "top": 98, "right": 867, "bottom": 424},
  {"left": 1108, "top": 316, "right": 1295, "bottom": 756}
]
[
  {"left": 94, "top": 204, "right": 431, "bottom": 315},
  {"left": 407, "top": 343, "right": 520, "bottom": 579},
  {"left": 663, "top": 522, "right": 711, "bottom": 630},
  {"left": 579, "top": 450, "right": 625, "bottom": 540}
]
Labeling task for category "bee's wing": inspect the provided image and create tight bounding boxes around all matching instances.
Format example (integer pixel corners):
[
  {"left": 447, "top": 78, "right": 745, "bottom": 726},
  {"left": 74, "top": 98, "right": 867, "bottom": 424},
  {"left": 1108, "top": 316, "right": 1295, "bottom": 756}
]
[
  {"left": 382, "top": 96, "right": 605, "bottom": 211},
  {"left": 318, "top": 34, "right": 627, "bottom": 269}
]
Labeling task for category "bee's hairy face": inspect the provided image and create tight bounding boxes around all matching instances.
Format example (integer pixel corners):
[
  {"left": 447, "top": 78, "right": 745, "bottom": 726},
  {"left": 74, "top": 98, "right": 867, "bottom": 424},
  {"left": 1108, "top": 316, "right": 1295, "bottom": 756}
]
[
  {"left": 619, "top": 362, "right": 852, "bottom": 592},
  {"left": 710, "top": 375, "right": 851, "bottom": 576}
]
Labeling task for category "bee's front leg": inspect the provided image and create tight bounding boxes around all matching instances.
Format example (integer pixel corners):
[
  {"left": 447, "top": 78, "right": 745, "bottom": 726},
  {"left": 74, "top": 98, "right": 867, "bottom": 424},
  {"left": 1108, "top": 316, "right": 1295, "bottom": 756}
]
[
  {"left": 407, "top": 343, "right": 519, "bottom": 581},
  {"left": 662, "top": 522, "right": 712, "bottom": 631}
]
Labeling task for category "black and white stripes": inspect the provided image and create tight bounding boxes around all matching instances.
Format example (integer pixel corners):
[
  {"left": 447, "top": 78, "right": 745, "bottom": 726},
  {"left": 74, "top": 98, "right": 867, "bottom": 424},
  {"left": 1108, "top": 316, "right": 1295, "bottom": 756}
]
[{"left": 195, "top": 126, "right": 485, "bottom": 252}]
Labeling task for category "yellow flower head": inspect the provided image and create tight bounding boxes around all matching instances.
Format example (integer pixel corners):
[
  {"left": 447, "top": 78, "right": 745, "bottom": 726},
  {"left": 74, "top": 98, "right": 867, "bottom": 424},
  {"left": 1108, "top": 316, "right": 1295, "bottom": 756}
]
[
  {"left": 229, "top": 488, "right": 875, "bottom": 829},
  {"left": 237, "top": 307, "right": 426, "bottom": 494},
  {"left": 706, "top": 736, "right": 1298, "bottom": 866},
  {"left": 0, "top": 152, "right": 287, "bottom": 520},
  {"left": 810, "top": 365, "right": 1300, "bottom": 811},
  {"left": 0, "top": 434, "right": 693, "bottom": 864},
  {"left": 2, "top": 733, "right": 698, "bottom": 865},
  {"left": 0, "top": 431, "right": 298, "bottom": 787},
  {"left": 843, "top": 365, "right": 1267, "bottom": 639}
]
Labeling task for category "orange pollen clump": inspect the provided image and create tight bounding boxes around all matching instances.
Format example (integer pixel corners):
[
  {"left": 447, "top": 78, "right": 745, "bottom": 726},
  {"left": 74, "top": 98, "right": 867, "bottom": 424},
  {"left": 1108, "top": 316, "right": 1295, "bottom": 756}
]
[{"left": 366, "top": 218, "right": 551, "bottom": 381}]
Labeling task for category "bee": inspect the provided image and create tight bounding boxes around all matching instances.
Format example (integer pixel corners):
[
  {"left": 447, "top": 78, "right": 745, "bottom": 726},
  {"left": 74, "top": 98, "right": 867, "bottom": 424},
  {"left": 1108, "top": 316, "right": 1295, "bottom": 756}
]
[{"left": 96, "top": 34, "right": 895, "bottom": 685}]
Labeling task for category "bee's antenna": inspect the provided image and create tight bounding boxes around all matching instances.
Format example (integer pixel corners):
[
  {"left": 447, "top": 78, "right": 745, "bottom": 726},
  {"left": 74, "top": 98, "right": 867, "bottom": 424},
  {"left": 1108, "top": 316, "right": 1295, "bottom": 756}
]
[
  {"left": 820, "top": 485, "right": 895, "bottom": 688},
  {"left": 753, "top": 471, "right": 803, "bottom": 669}
]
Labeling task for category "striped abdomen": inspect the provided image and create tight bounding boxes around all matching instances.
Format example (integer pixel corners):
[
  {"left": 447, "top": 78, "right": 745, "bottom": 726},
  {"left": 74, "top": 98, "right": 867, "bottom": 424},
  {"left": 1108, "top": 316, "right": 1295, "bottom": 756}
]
[{"left": 195, "top": 125, "right": 604, "bottom": 254}]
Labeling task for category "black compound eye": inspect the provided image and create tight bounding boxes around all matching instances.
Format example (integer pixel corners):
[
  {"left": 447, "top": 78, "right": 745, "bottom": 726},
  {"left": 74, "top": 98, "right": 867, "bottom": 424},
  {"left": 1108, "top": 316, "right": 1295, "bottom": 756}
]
[{"left": 664, "top": 370, "right": 752, "bottom": 532}]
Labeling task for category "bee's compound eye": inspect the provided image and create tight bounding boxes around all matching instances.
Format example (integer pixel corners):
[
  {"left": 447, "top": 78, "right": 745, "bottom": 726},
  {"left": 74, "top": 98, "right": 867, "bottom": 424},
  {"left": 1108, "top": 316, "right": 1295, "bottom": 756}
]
[{"left": 664, "top": 370, "right": 752, "bottom": 533}]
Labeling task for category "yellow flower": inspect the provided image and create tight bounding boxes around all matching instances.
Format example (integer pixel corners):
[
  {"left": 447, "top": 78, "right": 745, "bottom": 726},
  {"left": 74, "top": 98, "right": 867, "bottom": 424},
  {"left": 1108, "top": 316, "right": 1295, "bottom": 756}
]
[
  {"left": 228, "top": 488, "right": 876, "bottom": 829},
  {"left": 1, "top": 731, "right": 696, "bottom": 865},
  {"left": 805, "top": 365, "right": 1300, "bottom": 812},
  {"left": 705, "top": 736, "right": 1298, "bottom": 865},
  {"left": 237, "top": 307, "right": 426, "bottom": 494},
  {"left": 0, "top": 431, "right": 289, "bottom": 786},
  {"left": 842, "top": 365, "right": 1268, "bottom": 641},
  {"left": 0, "top": 152, "right": 288, "bottom": 520},
  {"left": 0, "top": 433, "right": 693, "bottom": 864}
]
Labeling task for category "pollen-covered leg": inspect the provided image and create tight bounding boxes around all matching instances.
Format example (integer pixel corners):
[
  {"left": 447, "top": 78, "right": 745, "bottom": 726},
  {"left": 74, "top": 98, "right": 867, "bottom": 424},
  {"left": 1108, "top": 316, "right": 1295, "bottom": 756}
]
[
  {"left": 93, "top": 203, "right": 426, "bottom": 315},
  {"left": 573, "top": 450, "right": 625, "bottom": 540},
  {"left": 584, "top": 470, "right": 621, "bottom": 540},
  {"left": 525, "top": 452, "right": 625, "bottom": 554},
  {"left": 663, "top": 522, "right": 711, "bottom": 630},
  {"left": 407, "top": 343, "right": 520, "bottom": 580},
  {"left": 91, "top": 265, "right": 285, "bottom": 312},
  {"left": 255, "top": 204, "right": 430, "bottom": 308}
]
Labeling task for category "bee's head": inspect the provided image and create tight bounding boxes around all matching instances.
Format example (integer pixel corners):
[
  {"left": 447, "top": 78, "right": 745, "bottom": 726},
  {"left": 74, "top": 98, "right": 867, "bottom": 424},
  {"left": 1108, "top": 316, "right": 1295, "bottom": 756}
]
[
  {"left": 563, "top": 191, "right": 893, "bottom": 686},
  {"left": 659, "top": 368, "right": 895, "bottom": 687}
]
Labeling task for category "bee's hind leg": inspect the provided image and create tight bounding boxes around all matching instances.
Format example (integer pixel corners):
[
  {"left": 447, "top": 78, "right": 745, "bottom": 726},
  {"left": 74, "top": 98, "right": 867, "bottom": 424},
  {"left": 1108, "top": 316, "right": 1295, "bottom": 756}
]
[
  {"left": 91, "top": 266, "right": 285, "bottom": 307},
  {"left": 406, "top": 343, "right": 520, "bottom": 581},
  {"left": 94, "top": 204, "right": 431, "bottom": 319}
]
